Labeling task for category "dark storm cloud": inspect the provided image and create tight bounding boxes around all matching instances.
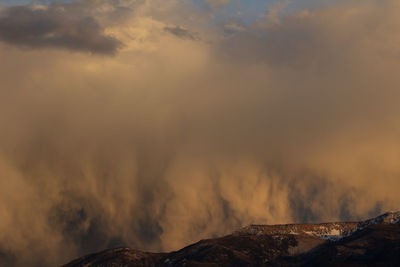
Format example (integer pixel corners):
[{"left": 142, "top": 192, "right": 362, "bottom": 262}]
[
  {"left": 0, "top": 5, "right": 122, "bottom": 54},
  {"left": 164, "top": 26, "right": 200, "bottom": 40}
]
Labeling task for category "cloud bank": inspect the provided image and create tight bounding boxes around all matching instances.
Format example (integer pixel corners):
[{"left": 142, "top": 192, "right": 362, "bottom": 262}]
[
  {"left": 0, "top": 2, "right": 123, "bottom": 54},
  {"left": 0, "top": 0, "right": 400, "bottom": 266}
]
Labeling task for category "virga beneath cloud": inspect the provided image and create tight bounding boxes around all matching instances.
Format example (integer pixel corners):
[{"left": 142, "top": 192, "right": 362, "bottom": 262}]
[{"left": 0, "top": 0, "right": 400, "bottom": 266}]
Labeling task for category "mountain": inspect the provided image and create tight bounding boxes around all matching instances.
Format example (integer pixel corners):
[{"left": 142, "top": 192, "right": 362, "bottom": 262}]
[{"left": 62, "top": 211, "right": 400, "bottom": 266}]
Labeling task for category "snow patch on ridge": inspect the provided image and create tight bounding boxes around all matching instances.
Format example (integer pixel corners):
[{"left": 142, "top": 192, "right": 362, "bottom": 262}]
[{"left": 236, "top": 211, "right": 400, "bottom": 241}]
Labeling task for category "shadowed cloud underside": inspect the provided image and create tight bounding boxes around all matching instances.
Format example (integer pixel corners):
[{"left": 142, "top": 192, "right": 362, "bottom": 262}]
[{"left": 0, "top": 3, "right": 122, "bottom": 54}]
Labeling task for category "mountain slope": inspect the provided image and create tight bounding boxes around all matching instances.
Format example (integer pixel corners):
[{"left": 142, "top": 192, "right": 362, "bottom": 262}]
[{"left": 62, "top": 211, "right": 400, "bottom": 266}]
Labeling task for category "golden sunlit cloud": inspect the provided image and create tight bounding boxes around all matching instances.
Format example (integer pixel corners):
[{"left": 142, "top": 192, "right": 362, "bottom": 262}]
[{"left": 0, "top": 0, "right": 400, "bottom": 266}]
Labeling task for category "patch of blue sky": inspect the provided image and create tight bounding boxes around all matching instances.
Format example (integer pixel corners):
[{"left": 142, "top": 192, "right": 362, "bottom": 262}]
[
  {"left": 194, "top": 0, "right": 282, "bottom": 24},
  {"left": 195, "top": 0, "right": 337, "bottom": 21}
]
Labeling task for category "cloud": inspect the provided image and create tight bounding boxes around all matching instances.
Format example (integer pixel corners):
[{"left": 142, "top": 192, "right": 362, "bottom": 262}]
[
  {"left": 0, "top": 5, "right": 122, "bottom": 54},
  {"left": 164, "top": 25, "right": 200, "bottom": 40},
  {"left": 1, "top": 0, "right": 400, "bottom": 266},
  {"left": 265, "top": 0, "right": 291, "bottom": 24}
]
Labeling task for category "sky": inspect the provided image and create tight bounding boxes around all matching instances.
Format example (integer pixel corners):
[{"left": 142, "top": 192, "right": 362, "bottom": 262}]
[{"left": 1, "top": 0, "right": 400, "bottom": 266}]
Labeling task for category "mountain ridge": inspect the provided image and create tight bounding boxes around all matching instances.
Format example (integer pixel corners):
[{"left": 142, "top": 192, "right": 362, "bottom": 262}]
[
  {"left": 62, "top": 211, "right": 400, "bottom": 266},
  {"left": 236, "top": 211, "right": 400, "bottom": 240}
]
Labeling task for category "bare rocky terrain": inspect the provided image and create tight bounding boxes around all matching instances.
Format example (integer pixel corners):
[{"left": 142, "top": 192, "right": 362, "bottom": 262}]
[{"left": 63, "top": 211, "right": 400, "bottom": 266}]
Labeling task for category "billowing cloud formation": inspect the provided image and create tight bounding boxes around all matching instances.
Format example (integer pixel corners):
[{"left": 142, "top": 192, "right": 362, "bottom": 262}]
[
  {"left": 1, "top": 0, "right": 400, "bottom": 266},
  {"left": 0, "top": 3, "right": 122, "bottom": 54}
]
